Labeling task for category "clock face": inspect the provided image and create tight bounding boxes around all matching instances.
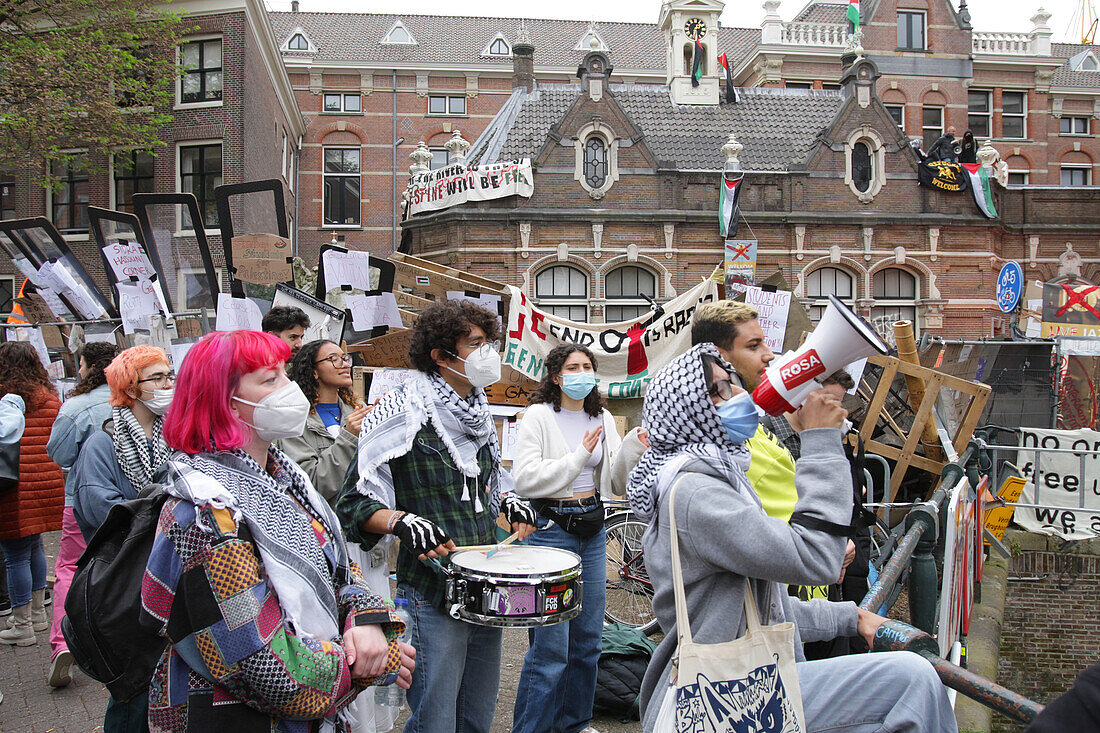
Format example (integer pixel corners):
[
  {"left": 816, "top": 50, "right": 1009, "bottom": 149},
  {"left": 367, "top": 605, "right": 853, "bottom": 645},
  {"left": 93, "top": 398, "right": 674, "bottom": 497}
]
[{"left": 685, "top": 17, "right": 707, "bottom": 40}]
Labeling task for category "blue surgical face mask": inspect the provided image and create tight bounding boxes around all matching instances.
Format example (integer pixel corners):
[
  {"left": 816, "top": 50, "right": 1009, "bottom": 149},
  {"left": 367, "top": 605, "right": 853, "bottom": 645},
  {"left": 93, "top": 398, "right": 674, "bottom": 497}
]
[
  {"left": 561, "top": 372, "right": 597, "bottom": 400},
  {"left": 716, "top": 391, "right": 759, "bottom": 444}
]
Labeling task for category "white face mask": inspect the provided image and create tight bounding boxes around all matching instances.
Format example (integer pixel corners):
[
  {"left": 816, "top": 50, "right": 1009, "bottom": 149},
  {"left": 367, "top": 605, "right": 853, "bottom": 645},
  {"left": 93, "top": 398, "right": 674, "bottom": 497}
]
[
  {"left": 446, "top": 345, "right": 502, "bottom": 389},
  {"left": 232, "top": 381, "right": 311, "bottom": 442},
  {"left": 140, "top": 388, "right": 175, "bottom": 417}
]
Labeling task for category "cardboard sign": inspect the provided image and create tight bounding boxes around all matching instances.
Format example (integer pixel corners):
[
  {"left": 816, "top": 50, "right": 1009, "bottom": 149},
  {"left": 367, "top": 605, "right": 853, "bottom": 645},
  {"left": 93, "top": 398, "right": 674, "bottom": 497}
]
[
  {"left": 215, "top": 293, "right": 264, "bottom": 332},
  {"left": 322, "top": 249, "right": 373, "bottom": 293},
  {"left": 14, "top": 295, "right": 53, "bottom": 324},
  {"left": 231, "top": 233, "right": 291, "bottom": 285},
  {"left": 984, "top": 474, "right": 1025, "bottom": 544},
  {"left": 102, "top": 241, "right": 156, "bottom": 282},
  {"left": 743, "top": 287, "right": 792, "bottom": 353}
]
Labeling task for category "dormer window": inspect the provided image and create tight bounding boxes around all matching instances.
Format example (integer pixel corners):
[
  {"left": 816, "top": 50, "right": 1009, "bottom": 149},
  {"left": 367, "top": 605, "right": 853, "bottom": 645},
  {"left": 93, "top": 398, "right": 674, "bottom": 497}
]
[
  {"left": 1069, "top": 49, "right": 1099, "bottom": 71},
  {"left": 382, "top": 21, "right": 417, "bottom": 45},
  {"left": 484, "top": 34, "right": 511, "bottom": 56},
  {"left": 844, "top": 126, "right": 886, "bottom": 203},
  {"left": 282, "top": 29, "right": 315, "bottom": 53},
  {"left": 584, "top": 137, "right": 607, "bottom": 189},
  {"left": 574, "top": 122, "right": 618, "bottom": 199},
  {"left": 574, "top": 30, "right": 608, "bottom": 52}
]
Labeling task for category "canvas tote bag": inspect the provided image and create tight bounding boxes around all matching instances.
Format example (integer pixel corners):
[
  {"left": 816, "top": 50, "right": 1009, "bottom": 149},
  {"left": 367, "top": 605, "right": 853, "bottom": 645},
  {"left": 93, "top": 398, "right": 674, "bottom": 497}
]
[{"left": 653, "top": 478, "right": 807, "bottom": 733}]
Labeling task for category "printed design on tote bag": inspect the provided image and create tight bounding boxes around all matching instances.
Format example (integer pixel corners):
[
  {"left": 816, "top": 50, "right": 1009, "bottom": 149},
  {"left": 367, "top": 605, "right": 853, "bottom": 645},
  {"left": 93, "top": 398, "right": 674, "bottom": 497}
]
[{"left": 675, "top": 660, "right": 803, "bottom": 733}]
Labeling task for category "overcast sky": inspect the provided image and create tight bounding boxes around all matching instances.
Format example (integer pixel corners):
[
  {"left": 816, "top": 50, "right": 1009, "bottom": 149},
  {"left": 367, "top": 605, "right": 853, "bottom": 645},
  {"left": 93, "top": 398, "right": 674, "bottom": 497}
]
[{"left": 265, "top": 0, "right": 1094, "bottom": 44}]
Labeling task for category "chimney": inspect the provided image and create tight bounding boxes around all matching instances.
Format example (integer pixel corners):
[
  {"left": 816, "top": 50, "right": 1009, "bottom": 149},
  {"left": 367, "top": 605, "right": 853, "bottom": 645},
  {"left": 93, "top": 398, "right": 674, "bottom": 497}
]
[
  {"left": 291, "top": 0, "right": 299, "bottom": 11},
  {"left": 512, "top": 21, "right": 535, "bottom": 92}
]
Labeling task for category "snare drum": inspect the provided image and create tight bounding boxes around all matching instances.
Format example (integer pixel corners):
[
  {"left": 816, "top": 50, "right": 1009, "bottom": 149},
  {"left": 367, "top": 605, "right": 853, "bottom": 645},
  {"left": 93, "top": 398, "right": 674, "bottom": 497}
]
[{"left": 445, "top": 545, "right": 582, "bottom": 628}]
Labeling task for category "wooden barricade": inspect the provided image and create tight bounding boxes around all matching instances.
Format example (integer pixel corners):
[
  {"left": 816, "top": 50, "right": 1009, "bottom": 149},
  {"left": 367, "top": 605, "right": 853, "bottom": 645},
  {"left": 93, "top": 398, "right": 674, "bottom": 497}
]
[{"left": 859, "top": 353, "right": 991, "bottom": 504}]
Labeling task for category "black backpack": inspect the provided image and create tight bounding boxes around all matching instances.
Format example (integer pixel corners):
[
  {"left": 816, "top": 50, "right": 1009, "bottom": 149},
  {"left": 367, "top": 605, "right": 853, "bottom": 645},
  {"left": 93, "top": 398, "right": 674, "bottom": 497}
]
[{"left": 62, "top": 484, "right": 169, "bottom": 702}]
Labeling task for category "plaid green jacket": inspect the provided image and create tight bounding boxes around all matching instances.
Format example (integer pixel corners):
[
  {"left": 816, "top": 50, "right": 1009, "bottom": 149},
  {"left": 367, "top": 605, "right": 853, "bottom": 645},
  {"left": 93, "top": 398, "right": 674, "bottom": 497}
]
[{"left": 336, "top": 423, "right": 497, "bottom": 611}]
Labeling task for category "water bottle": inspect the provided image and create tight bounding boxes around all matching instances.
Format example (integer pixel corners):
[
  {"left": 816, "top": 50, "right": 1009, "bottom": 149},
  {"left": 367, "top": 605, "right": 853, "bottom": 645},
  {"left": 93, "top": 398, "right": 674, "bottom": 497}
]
[{"left": 375, "top": 598, "right": 412, "bottom": 710}]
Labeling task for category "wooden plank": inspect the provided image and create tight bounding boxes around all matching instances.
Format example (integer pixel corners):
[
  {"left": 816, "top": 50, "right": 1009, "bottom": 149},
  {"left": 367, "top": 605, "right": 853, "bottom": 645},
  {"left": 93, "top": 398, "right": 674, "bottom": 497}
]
[
  {"left": 348, "top": 328, "right": 413, "bottom": 368},
  {"left": 391, "top": 253, "right": 509, "bottom": 294},
  {"left": 889, "top": 373, "right": 944, "bottom": 501},
  {"left": 953, "top": 384, "right": 992, "bottom": 454},
  {"left": 859, "top": 359, "right": 898, "bottom": 445}
]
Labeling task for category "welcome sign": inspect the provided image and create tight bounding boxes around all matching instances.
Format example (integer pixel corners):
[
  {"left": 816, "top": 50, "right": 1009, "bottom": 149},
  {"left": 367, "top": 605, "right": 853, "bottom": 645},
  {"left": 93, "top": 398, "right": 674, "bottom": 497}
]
[
  {"left": 407, "top": 158, "right": 534, "bottom": 216},
  {"left": 503, "top": 280, "right": 718, "bottom": 398}
]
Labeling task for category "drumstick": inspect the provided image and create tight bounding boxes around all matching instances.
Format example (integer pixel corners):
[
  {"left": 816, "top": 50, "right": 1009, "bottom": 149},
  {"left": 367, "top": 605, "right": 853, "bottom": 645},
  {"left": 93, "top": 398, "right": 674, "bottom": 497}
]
[{"left": 486, "top": 529, "right": 522, "bottom": 558}]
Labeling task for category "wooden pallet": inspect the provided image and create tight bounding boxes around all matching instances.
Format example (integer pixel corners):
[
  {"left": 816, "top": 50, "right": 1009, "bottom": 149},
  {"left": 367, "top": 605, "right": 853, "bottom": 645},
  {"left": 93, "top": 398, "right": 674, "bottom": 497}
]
[{"left": 859, "top": 353, "right": 991, "bottom": 503}]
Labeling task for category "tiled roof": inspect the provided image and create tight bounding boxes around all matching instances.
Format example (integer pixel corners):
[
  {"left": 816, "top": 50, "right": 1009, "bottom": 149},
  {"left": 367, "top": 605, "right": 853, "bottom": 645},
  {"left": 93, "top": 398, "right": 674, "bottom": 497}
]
[
  {"left": 1049, "top": 43, "right": 1100, "bottom": 89},
  {"left": 483, "top": 84, "right": 844, "bottom": 172},
  {"left": 791, "top": 1, "right": 849, "bottom": 25},
  {"left": 269, "top": 12, "right": 759, "bottom": 72}
]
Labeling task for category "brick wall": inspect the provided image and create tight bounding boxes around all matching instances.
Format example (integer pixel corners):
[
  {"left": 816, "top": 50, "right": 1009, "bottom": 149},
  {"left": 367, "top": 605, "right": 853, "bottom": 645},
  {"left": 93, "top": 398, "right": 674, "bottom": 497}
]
[{"left": 993, "top": 548, "right": 1100, "bottom": 732}]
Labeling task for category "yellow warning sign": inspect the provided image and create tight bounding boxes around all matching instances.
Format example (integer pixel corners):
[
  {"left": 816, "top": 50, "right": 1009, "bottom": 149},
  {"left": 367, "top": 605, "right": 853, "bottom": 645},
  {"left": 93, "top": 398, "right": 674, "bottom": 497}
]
[{"left": 983, "top": 475, "right": 1025, "bottom": 544}]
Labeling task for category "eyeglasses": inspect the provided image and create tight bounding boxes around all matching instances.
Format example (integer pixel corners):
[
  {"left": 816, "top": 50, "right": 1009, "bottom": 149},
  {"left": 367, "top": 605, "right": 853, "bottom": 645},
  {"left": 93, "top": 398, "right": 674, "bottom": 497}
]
[
  {"left": 315, "top": 353, "right": 352, "bottom": 367},
  {"left": 137, "top": 372, "right": 175, "bottom": 388},
  {"left": 458, "top": 340, "right": 501, "bottom": 360},
  {"left": 707, "top": 378, "right": 736, "bottom": 402}
]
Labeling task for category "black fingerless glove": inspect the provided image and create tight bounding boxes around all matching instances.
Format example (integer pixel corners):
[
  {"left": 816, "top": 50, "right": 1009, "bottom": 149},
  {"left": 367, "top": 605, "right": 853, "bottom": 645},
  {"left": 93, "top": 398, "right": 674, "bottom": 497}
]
[
  {"left": 392, "top": 512, "right": 452, "bottom": 557},
  {"left": 501, "top": 495, "right": 537, "bottom": 526}
]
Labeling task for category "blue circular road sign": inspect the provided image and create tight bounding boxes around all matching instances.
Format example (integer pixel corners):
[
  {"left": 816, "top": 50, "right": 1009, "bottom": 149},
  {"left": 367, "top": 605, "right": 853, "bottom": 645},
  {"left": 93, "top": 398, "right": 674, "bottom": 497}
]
[{"left": 996, "top": 261, "right": 1023, "bottom": 313}]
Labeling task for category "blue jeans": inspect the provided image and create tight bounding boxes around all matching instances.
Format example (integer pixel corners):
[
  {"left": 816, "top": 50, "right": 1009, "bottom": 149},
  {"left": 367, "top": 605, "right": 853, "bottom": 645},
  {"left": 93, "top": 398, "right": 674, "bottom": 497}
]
[
  {"left": 512, "top": 508, "right": 606, "bottom": 733},
  {"left": 397, "top": 582, "right": 502, "bottom": 733},
  {"left": 0, "top": 534, "right": 46, "bottom": 607}
]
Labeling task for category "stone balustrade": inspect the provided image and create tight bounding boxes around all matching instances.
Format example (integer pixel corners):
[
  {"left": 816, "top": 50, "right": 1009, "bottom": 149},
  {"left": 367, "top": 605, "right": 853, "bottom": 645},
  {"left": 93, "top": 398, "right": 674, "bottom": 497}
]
[
  {"left": 779, "top": 21, "right": 847, "bottom": 47},
  {"left": 972, "top": 32, "right": 1033, "bottom": 54}
]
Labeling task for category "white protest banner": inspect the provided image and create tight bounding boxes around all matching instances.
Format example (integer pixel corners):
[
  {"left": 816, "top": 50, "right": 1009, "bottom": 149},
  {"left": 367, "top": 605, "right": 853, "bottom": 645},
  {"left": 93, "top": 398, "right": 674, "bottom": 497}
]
[
  {"left": 12, "top": 257, "right": 44, "bottom": 288},
  {"left": 102, "top": 241, "right": 156, "bottom": 282},
  {"left": 346, "top": 293, "right": 402, "bottom": 331},
  {"left": 322, "top": 249, "right": 373, "bottom": 292},
  {"left": 215, "top": 293, "right": 263, "bottom": 332},
  {"left": 49, "top": 263, "right": 107, "bottom": 319},
  {"left": 367, "top": 368, "right": 414, "bottom": 403},
  {"left": 744, "top": 287, "right": 792, "bottom": 353},
  {"left": 116, "top": 282, "right": 158, "bottom": 334},
  {"left": 1014, "top": 427, "right": 1100, "bottom": 540},
  {"left": 407, "top": 158, "right": 534, "bottom": 216},
  {"left": 504, "top": 279, "right": 718, "bottom": 399}
]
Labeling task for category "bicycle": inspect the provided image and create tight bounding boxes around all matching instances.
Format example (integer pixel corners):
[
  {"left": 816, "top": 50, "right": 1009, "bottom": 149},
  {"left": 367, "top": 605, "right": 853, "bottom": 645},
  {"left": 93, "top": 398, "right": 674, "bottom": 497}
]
[{"left": 602, "top": 500, "right": 659, "bottom": 635}]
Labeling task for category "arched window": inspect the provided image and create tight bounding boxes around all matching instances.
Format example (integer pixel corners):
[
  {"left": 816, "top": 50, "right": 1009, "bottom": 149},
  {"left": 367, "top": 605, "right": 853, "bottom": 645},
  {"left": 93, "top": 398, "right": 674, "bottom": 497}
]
[
  {"left": 584, "top": 137, "right": 607, "bottom": 189},
  {"left": 852, "top": 142, "right": 872, "bottom": 193},
  {"left": 535, "top": 265, "right": 588, "bottom": 322},
  {"left": 806, "top": 267, "right": 854, "bottom": 323},
  {"left": 605, "top": 266, "right": 657, "bottom": 322},
  {"left": 871, "top": 268, "right": 918, "bottom": 335},
  {"left": 287, "top": 33, "right": 309, "bottom": 50},
  {"left": 488, "top": 37, "right": 510, "bottom": 55}
]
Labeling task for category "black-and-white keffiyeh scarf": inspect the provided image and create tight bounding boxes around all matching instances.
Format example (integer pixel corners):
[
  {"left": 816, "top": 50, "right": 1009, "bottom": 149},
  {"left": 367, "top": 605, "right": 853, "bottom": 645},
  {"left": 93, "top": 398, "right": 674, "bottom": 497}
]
[
  {"left": 112, "top": 405, "right": 171, "bottom": 492},
  {"left": 161, "top": 447, "right": 353, "bottom": 644},
  {"left": 354, "top": 370, "right": 506, "bottom": 516},
  {"left": 627, "top": 343, "right": 754, "bottom": 521}
]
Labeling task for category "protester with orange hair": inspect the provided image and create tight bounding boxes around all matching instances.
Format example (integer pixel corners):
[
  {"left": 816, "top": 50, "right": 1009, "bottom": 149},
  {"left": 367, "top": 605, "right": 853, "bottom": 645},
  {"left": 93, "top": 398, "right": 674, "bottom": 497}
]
[
  {"left": 69, "top": 344, "right": 175, "bottom": 731},
  {"left": 71, "top": 345, "right": 174, "bottom": 539}
]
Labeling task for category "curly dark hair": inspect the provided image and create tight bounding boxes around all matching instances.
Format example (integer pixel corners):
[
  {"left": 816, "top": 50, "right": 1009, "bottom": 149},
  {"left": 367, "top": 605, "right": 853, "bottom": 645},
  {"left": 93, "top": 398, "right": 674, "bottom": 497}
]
[
  {"left": 0, "top": 341, "right": 56, "bottom": 411},
  {"left": 529, "top": 343, "right": 604, "bottom": 418},
  {"left": 288, "top": 340, "right": 362, "bottom": 410},
  {"left": 408, "top": 300, "right": 502, "bottom": 375},
  {"left": 70, "top": 342, "right": 120, "bottom": 397}
]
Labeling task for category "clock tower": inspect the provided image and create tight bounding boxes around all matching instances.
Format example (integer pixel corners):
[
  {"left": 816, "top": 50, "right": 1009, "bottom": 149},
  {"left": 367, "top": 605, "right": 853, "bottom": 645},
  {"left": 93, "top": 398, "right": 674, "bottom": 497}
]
[{"left": 658, "top": 0, "right": 725, "bottom": 105}]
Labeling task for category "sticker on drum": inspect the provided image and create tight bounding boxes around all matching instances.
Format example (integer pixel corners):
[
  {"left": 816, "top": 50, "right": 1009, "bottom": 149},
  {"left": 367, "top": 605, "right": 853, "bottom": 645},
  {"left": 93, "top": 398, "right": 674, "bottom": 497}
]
[{"left": 488, "top": 586, "right": 537, "bottom": 615}]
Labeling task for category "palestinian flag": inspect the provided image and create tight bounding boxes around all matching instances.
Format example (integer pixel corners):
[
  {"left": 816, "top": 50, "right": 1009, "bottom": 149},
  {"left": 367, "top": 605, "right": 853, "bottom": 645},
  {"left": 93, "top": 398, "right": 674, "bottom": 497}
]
[
  {"left": 847, "top": 0, "right": 860, "bottom": 28},
  {"left": 691, "top": 37, "right": 704, "bottom": 87},
  {"left": 960, "top": 162, "right": 999, "bottom": 218},
  {"left": 719, "top": 171, "right": 744, "bottom": 238},
  {"left": 717, "top": 53, "right": 741, "bottom": 103}
]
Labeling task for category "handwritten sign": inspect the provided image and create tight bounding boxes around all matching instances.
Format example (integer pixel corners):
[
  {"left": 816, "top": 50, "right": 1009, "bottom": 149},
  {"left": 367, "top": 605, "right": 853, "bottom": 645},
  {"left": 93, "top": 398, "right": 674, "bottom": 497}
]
[
  {"left": 500, "top": 418, "right": 519, "bottom": 461},
  {"left": 984, "top": 475, "right": 1025, "bottom": 544},
  {"left": 38, "top": 261, "right": 106, "bottom": 320},
  {"left": 15, "top": 327, "right": 50, "bottom": 368},
  {"left": 102, "top": 241, "right": 156, "bottom": 282},
  {"left": 116, "top": 282, "right": 158, "bottom": 334},
  {"left": 367, "top": 368, "right": 414, "bottom": 403},
  {"left": 215, "top": 293, "right": 263, "bottom": 332},
  {"left": 447, "top": 290, "right": 503, "bottom": 327},
  {"left": 322, "top": 249, "right": 372, "bottom": 292},
  {"left": 744, "top": 287, "right": 792, "bottom": 353},
  {"left": 232, "top": 233, "right": 290, "bottom": 285},
  {"left": 346, "top": 292, "right": 402, "bottom": 331}
]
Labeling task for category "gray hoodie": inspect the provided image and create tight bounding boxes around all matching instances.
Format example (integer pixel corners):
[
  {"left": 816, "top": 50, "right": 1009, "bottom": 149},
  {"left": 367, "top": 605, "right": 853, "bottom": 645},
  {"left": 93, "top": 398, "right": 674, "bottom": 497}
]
[{"left": 639, "top": 427, "right": 859, "bottom": 732}]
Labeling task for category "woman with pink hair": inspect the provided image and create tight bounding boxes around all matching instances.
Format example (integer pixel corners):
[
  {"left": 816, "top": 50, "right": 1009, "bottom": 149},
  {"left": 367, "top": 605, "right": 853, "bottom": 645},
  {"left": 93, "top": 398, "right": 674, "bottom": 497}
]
[{"left": 142, "top": 330, "right": 413, "bottom": 731}]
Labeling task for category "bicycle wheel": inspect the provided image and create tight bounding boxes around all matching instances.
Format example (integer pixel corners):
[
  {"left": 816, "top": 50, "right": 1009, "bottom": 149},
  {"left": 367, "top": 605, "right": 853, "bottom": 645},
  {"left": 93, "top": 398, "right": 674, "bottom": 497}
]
[{"left": 604, "top": 512, "right": 659, "bottom": 635}]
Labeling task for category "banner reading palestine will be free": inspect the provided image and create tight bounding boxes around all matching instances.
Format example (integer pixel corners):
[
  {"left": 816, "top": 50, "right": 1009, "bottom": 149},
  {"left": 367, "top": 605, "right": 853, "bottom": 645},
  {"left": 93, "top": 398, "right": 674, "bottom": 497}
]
[{"left": 406, "top": 158, "right": 534, "bottom": 216}]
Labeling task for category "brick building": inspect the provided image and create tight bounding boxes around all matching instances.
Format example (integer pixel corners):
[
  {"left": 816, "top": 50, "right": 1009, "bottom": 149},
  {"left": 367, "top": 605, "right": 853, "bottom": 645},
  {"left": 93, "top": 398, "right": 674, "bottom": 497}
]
[{"left": 0, "top": 0, "right": 303, "bottom": 312}]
